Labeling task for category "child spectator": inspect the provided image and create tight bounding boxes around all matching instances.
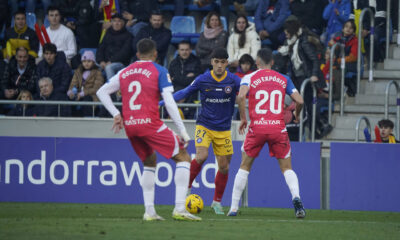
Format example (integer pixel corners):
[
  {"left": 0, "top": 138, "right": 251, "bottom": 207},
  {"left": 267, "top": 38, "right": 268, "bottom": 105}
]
[
  {"left": 321, "top": 0, "right": 351, "bottom": 46},
  {"left": 374, "top": 119, "right": 399, "bottom": 144},
  {"left": 328, "top": 20, "right": 358, "bottom": 96},
  {"left": 234, "top": 54, "right": 255, "bottom": 78},
  {"left": 67, "top": 51, "right": 105, "bottom": 116},
  {"left": 7, "top": 90, "right": 35, "bottom": 116}
]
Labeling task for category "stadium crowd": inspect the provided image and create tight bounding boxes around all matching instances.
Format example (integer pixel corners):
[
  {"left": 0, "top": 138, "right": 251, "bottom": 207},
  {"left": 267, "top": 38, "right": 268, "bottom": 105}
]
[{"left": 0, "top": 0, "right": 398, "bottom": 140}]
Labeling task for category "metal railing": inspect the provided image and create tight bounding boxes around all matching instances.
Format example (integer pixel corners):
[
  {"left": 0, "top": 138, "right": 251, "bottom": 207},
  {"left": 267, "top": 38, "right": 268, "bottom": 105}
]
[
  {"left": 299, "top": 78, "right": 317, "bottom": 142},
  {"left": 357, "top": 8, "right": 375, "bottom": 94},
  {"left": 355, "top": 116, "right": 371, "bottom": 142},
  {"left": 384, "top": 80, "right": 400, "bottom": 138},
  {"left": 386, "top": 0, "right": 391, "bottom": 58},
  {"left": 328, "top": 43, "right": 346, "bottom": 124}
]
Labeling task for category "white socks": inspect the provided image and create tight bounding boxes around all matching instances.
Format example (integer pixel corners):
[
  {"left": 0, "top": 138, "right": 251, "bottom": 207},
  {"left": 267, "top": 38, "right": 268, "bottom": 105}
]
[
  {"left": 174, "top": 161, "right": 191, "bottom": 212},
  {"left": 230, "top": 169, "right": 249, "bottom": 212},
  {"left": 142, "top": 166, "right": 156, "bottom": 216},
  {"left": 283, "top": 169, "right": 300, "bottom": 200}
]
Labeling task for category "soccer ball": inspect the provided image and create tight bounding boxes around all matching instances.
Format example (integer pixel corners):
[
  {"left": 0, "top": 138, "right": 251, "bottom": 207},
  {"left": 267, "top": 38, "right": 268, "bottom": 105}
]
[{"left": 185, "top": 194, "right": 204, "bottom": 214}]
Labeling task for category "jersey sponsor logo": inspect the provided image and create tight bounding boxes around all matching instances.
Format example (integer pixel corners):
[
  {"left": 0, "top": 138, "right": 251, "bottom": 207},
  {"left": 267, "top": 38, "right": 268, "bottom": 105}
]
[
  {"left": 215, "top": 88, "right": 223, "bottom": 91},
  {"left": 205, "top": 98, "right": 231, "bottom": 103},
  {"left": 224, "top": 86, "right": 232, "bottom": 94},
  {"left": 121, "top": 68, "right": 152, "bottom": 79},
  {"left": 253, "top": 118, "right": 281, "bottom": 126},
  {"left": 251, "top": 76, "right": 286, "bottom": 89},
  {"left": 124, "top": 116, "right": 152, "bottom": 126}
]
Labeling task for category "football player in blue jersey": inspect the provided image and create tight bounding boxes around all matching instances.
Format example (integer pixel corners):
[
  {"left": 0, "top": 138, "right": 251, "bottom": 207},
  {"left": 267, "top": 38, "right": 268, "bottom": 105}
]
[{"left": 160, "top": 48, "right": 241, "bottom": 214}]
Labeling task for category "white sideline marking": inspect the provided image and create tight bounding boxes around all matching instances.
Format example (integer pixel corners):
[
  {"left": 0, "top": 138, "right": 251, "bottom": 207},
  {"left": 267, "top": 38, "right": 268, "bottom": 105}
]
[{"left": 208, "top": 218, "right": 400, "bottom": 225}]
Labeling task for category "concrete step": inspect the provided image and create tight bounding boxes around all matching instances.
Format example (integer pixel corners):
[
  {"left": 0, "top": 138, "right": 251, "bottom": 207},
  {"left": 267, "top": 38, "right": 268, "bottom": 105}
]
[
  {"left": 384, "top": 58, "right": 400, "bottom": 70},
  {"left": 334, "top": 104, "right": 399, "bottom": 114},
  {"left": 363, "top": 70, "right": 400, "bottom": 79},
  {"left": 354, "top": 94, "right": 399, "bottom": 105},
  {"left": 333, "top": 114, "right": 397, "bottom": 128},
  {"left": 391, "top": 45, "right": 400, "bottom": 59},
  {"left": 360, "top": 79, "right": 400, "bottom": 94}
]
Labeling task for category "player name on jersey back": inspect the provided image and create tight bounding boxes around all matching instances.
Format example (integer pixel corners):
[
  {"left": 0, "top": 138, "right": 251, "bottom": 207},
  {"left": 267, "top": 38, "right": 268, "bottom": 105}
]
[
  {"left": 121, "top": 67, "right": 152, "bottom": 79},
  {"left": 250, "top": 75, "right": 287, "bottom": 89}
]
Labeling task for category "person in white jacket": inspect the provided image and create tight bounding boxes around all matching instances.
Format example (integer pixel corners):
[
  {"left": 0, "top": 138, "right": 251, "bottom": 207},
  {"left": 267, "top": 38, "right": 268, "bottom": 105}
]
[{"left": 227, "top": 15, "right": 261, "bottom": 70}]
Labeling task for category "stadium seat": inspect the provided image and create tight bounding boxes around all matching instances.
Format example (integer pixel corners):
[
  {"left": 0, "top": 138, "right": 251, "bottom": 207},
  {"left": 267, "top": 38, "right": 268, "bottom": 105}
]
[
  {"left": 170, "top": 16, "right": 198, "bottom": 44},
  {"left": 11, "top": 12, "right": 36, "bottom": 30},
  {"left": 247, "top": 16, "right": 255, "bottom": 23}
]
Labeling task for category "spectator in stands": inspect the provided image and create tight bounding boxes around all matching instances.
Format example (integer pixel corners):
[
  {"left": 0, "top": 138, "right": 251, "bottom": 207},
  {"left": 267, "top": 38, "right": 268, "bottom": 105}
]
[
  {"left": 375, "top": 119, "right": 399, "bottom": 143},
  {"left": 3, "top": 10, "right": 40, "bottom": 59},
  {"left": 132, "top": 10, "right": 171, "bottom": 65},
  {"left": 97, "top": 13, "right": 132, "bottom": 80},
  {"left": 195, "top": 11, "right": 228, "bottom": 71},
  {"left": 1, "top": 47, "right": 38, "bottom": 99},
  {"left": 42, "top": 6, "right": 77, "bottom": 63},
  {"left": 34, "top": 77, "right": 71, "bottom": 117},
  {"left": 169, "top": 40, "right": 201, "bottom": 119},
  {"left": 7, "top": 90, "right": 35, "bottom": 116},
  {"left": 290, "top": 0, "right": 328, "bottom": 36},
  {"left": 321, "top": 0, "right": 351, "bottom": 46},
  {"left": 219, "top": 0, "right": 247, "bottom": 29},
  {"left": 53, "top": 0, "right": 99, "bottom": 49},
  {"left": 37, "top": 43, "right": 72, "bottom": 96},
  {"left": 255, "top": 0, "right": 291, "bottom": 49},
  {"left": 328, "top": 20, "right": 358, "bottom": 96},
  {"left": 350, "top": 0, "right": 387, "bottom": 62},
  {"left": 227, "top": 15, "right": 261, "bottom": 71},
  {"left": 121, "top": 0, "right": 159, "bottom": 37},
  {"left": 234, "top": 54, "right": 255, "bottom": 78},
  {"left": 67, "top": 50, "right": 104, "bottom": 116}
]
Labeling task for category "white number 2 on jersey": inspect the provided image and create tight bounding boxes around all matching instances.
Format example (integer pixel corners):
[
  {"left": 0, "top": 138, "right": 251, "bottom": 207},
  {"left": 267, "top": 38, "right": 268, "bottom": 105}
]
[
  {"left": 255, "top": 90, "right": 282, "bottom": 114},
  {"left": 128, "top": 81, "right": 142, "bottom": 110}
]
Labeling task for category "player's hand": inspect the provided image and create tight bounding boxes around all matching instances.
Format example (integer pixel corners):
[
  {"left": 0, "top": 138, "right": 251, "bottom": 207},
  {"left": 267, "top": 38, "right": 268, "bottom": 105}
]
[
  {"left": 180, "top": 130, "right": 191, "bottom": 148},
  {"left": 310, "top": 76, "right": 318, "bottom": 82},
  {"left": 112, "top": 114, "right": 124, "bottom": 134},
  {"left": 239, "top": 119, "right": 248, "bottom": 135},
  {"left": 293, "top": 110, "right": 300, "bottom": 123}
]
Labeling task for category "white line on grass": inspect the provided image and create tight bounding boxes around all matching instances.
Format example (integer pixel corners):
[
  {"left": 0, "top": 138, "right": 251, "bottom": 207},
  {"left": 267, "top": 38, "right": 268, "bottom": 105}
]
[{"left": 207, "top": 218, "right": 400, "bottom": 225}]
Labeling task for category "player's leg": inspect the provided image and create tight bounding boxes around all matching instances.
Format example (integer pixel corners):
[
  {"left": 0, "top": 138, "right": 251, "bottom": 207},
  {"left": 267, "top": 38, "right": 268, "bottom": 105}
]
[
  {"left": 171, "top": 148, "right": 201, "bottom": 221},
  {"left": 271, "top": 133, "right": 305, "bottom": 218},
  {"left": 210, "top": 130, "right": 233, "bottom": 214},
  {"left": 228, "top": 152, "right": 255, "bottom": 216},
  {"left": 129, "top": 136, "right": 164, "bottom": 221},
  {"left": 189, "top": 125, "right": 212, "bottom": 189}
]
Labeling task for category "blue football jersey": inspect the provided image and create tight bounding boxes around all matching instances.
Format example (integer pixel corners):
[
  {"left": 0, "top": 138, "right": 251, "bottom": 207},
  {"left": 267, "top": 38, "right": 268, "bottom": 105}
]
[{"left": 172, "top": 70, "right": 241, "bottom": 131}]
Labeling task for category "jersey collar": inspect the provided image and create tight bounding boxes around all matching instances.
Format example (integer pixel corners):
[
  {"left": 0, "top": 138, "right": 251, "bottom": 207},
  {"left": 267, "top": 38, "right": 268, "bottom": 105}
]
[{"left": 211, "top": 70, "right": 227, "bottom": 82}]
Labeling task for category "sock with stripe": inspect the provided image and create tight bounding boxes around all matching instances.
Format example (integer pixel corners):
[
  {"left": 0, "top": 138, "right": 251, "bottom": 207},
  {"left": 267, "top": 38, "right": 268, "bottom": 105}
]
[
  {"left": 175, "top": 161, "right": 191, "bottom": 212},
  {"left": 142, "top": 166, "right": 156, "bottom": 216},
  {"left": 213, "top": 170, "right": 228, "bottom": 202}
]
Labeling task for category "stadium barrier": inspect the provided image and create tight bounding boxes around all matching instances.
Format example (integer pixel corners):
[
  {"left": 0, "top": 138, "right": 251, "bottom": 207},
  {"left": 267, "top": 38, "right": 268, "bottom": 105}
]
[
  {"left": 0, "top": 137, "right": 321, "bottom": 209},
  {"left": 298, "top": 78, "right": 317, "bottom": 142},
  {"left": 328, "top": 43, "right": 346, "bottom": 123},
  {"left": 384, "top": 80, "right": 400, "bottom": 138},
  {"left": 354, "top": 116, "right": 371, "bottom": 142}
]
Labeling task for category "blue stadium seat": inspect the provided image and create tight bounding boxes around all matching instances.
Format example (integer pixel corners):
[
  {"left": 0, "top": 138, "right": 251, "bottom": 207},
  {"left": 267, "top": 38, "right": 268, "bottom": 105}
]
[
  {"left": 170, "top": 16, "right": 197, "bottom": 44},
  {"left": 44, "top": 15, "right": 50, "bottom": 28},
  {"left": 11, "top": 12, "right": 36, "bottom": 30},
  {"left": 247, "top": 16, "right": 255, "bottom": 23}
]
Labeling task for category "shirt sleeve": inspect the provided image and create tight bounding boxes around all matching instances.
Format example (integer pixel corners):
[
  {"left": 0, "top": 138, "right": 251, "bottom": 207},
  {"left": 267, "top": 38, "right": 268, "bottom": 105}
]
[
  {"left": 96, "top": 73, "right": 121, "bottom": 117},
  {"left": 161, "top": 89, "right": 188, "bottom": 137},
  {"left": 155, "top": 64, "right": 174, "bottom": 93},
  {"left": 285, "top": 75, "right": 298, "bottom": 95}
]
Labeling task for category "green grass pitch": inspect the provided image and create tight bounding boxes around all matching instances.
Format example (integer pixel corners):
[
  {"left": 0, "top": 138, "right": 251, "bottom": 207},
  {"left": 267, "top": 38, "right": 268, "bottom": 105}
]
[{"left": 1, "top": 202, "right": 399, "bottom": 240}]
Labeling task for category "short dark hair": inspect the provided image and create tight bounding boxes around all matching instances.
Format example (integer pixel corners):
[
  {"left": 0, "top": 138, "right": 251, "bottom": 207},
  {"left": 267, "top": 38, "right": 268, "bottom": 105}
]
[
  {"left": 378, "top": 119, "right": 394, "bottom": 129},
  {"left": 137, "top": 38, "right": 156, "bottom": 55},
  {"left": 14, "top": 10, "right": 26, "bottom": 18},
  {"left": 178, "top": 40, "right": 191, "bottom": 49},
  {"left": 150, "top": 10, "right": 163, "bottom": 17},
  {"left": 15, "top": 46, "right": 28, "bottom": 55},
  {"left": 283, "top": 19, "right": 302, "bottom": 37},
  {"left": 47, "top": 5, "right": 61, "bottom": 15},
  {"left": 43, "top": 43, "right": 57, "bottom": 54},
  {"left": 239, "top": 54, "right": 254, "bottom": 66},
  {"left": 211, "top": 48, "right": 228, "bottom": 59},
  {"left": 257, "top": 48, "right": 273, "bottom": 65},
  {"left": 343, "top": 19, "right": 356, "bottom": 32}
]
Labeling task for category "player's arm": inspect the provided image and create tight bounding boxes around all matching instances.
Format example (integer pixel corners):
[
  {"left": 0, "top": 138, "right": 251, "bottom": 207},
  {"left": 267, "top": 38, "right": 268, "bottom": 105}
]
[
  {"left": 159, "top": 77, "right": 200, "bottom": 106},
  {"left": 96, "top": 74, "right": 123, "bottom": 133},
  {"left": 285, "top": 76, "right": 304, "bottom": 123},
  {"left": 161, "top": 87, "right": 190, "bottom": 144},
  {"left": 238, "top": 81, "right": 250, "bottom": 135}
]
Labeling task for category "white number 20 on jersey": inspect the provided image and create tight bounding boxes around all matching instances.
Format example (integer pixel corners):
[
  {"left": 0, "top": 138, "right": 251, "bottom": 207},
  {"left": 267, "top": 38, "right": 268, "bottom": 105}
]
[
  {"left": 255, "top": 90, "right": 282, "bottom": 114},
  {"left": 128, "top": 81, "right": 142, "bottom": 110}
]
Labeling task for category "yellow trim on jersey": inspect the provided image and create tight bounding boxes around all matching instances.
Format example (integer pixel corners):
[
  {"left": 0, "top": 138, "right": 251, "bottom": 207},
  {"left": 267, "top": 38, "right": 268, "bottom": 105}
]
[
  {"left": 211, "top": 70, "right": 227, "bottom": 82},
  {"left": 194, "top": 125, "right": 233, "bottom": 156}
]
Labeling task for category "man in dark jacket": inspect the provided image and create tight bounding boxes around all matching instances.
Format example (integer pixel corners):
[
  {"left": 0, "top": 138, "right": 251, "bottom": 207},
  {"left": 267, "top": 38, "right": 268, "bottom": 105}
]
[
  {"left": 290, "top": 0, "right": 328, "bottom": 35},
  {"left": 3, "top": 10, "right": 40, "bottom": 59},
  {"left": 255, "top": 0, "right": 291, "bottom": 49},
  {"left": 132, "top": 10, "right": 171, "bottom": 65},
  {"left": 120, "top": 0, "right": 159, "bottom": 37},
  {"left": 37, "top": 43, "right": 72, "bottom": 96},
  {"left": 97, "top": 13, "right": 132, "bottom": 80},
  {"left": 1, "top": 47, "right": 38, "bottom": 99},
  {"left": 34, "top": 77, "right": 71, "bottom": 117},
  {"left": 168, "top": 41, "right": 201, "bottom": 119}
]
